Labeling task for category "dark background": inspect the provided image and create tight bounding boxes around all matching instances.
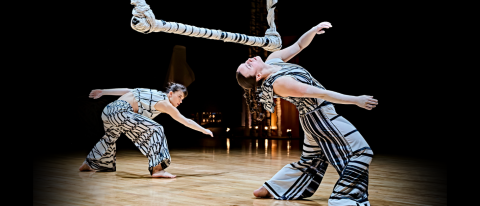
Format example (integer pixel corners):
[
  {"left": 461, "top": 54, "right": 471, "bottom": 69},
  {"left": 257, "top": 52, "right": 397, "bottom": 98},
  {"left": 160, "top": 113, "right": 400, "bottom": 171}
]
[{"left": 36, "top": 1, "right": 440, "bottom": 160}]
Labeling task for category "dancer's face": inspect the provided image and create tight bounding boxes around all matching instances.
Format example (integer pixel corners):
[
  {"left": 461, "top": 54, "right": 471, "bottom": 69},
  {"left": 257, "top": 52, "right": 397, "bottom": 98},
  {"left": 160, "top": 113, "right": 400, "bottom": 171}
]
[
  {"left": 168, "top": 90, "right": 184, "bottom": 108},
  {"left": 237, "top": 56, "right": 263, "bottom": 81}
]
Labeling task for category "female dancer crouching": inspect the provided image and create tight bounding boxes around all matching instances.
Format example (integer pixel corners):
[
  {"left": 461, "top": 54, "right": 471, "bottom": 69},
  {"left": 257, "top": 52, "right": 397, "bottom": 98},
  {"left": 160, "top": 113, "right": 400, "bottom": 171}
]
[
  {"left": 236, "top": 22, "right": 378, "bottom": 205},
  {"left": 78, "top": 83, "right": 213, "bottom": 178}
]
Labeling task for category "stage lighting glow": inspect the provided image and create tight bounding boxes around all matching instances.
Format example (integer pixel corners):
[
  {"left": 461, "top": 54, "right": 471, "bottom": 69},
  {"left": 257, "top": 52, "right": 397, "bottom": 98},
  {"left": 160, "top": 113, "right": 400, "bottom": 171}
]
[
  {"left": 226, "top": 128, "right": 230, "bottom": 132},
  {"left": 265, "top": 139, "right": 268, "bottom": 155},
  {"left": 287, "top": 140, "right": 290, "bottom": 156},
  {"left": 226, "top": 138, "right": 230, "bottom": 153}
]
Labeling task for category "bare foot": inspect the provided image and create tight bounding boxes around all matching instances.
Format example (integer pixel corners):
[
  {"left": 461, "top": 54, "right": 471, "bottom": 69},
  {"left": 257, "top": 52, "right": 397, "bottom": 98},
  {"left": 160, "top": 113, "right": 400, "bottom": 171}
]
[
  {"left": 79, "top": 162, "right": 95, "bottom": 172},
  {"left": 253, "top": 186, "right": 273, "bottom": 198},
  {"left": 152, "top": 170, "right": 176, "bottom": 178}
]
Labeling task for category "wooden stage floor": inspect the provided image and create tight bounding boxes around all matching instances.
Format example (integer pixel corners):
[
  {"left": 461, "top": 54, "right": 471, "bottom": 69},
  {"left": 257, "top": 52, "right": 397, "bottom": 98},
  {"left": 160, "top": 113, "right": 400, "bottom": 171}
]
[{"left": 33, "top": 138, "right": 446, "bottom": 205}]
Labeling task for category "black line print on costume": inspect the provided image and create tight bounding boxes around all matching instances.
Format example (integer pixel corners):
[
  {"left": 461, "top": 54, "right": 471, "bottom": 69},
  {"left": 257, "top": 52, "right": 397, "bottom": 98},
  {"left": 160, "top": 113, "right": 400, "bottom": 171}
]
[
  {"left": 85, "top": 90, "right": 171, "bottom": 175},
  {"left": 257, "top": 60, "right": 374, "bottom": 204},
  {"left": 260, "top": 62, "right": 327, "bottom": 115}
]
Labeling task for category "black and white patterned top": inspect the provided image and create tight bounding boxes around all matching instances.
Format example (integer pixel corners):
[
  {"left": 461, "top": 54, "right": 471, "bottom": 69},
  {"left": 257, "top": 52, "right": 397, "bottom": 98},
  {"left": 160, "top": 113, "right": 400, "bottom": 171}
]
[
  {"left": 131, "top": 88, "right": 168, "bottom": 119},
  {"left": 260, "top": 58, "right": 326, "bottom": 115}
]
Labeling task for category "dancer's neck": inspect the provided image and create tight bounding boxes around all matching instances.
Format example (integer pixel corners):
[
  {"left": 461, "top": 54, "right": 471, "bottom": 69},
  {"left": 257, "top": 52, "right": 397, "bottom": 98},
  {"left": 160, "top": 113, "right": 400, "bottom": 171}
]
[{"left": 260, "top": 64, "right": 282, "bottom": 80}]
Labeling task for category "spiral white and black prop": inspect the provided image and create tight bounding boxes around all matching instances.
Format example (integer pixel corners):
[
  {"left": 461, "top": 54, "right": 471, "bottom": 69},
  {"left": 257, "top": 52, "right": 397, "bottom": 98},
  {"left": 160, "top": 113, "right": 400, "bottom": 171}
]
[{"left": 130, "top": 0, "right": 282, "bottom": 52}]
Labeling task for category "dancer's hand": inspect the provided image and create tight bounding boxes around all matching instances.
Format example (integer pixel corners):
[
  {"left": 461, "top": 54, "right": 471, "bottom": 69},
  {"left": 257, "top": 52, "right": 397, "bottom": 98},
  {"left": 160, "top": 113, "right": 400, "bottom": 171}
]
[
  {"left": 355, "top": 95, "right": 378, "bottom": 110},
  {"left": 314, "top": 22, "right": 332, "bottom": 34},
  {"left": 89, "top": 90, "right": 103, "bottom": 99},
  {"left": 203, "top": 129, "right": 213, "bottom": 137}
]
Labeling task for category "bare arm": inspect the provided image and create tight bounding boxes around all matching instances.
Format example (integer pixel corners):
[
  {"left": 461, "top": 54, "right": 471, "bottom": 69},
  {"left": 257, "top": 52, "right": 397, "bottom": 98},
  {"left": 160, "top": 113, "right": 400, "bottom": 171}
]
[
  {"left": 273, "top": 77, "right": 378, "bottom": 110},
  {"left": 266, "top": 22, "right": 332, "bottom": 63},
  {"left": 89, "top": 88, "right": 132, "bottom": 99},
  {"left": 154, "top": 100, "right": 213, "bottom": 137}
]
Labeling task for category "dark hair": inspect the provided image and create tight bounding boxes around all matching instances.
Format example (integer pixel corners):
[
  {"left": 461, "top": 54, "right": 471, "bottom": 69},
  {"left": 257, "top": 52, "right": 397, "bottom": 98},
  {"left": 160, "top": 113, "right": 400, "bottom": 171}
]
[
  {"left": 236, "top": 72, "right": 256, "bottom": 89},
  {"left": 165, "top": 82, "right": 188, "bottom": 98},
  {"left": 236, "top": 72, "right": 265, "bottom": 121}
]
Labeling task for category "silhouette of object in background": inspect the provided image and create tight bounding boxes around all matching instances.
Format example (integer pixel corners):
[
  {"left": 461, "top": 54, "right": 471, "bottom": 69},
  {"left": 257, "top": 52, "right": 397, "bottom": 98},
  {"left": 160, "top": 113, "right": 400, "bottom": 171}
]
[{"left": 164, "top": 45, "right": 195, "bottom": 87}]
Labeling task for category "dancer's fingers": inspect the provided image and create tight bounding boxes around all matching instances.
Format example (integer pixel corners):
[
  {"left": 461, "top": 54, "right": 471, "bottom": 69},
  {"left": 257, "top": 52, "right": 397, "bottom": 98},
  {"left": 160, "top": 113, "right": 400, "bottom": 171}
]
[{"left": 320, "top": 22, "right": 331, "bottom": 27}]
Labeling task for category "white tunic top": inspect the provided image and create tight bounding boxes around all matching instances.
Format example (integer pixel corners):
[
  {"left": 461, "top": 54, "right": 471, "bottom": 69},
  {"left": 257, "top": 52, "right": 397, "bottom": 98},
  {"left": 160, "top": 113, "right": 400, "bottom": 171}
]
[
  {"left": 260, "top": 58, "right": 327, "bottom": 115},
  {"left": 131, "top": 88, "right": 168, "bottom": 119}
]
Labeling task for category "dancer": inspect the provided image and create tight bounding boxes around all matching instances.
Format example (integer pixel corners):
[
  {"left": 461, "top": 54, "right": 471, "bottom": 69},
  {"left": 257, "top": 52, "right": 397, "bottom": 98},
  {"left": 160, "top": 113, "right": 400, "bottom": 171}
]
[
  {"left": 236, "top": 22, "right": 378, "bottom": 205},
  {"left": 78, "top": 83, "right": 213, "bottom": 178}
]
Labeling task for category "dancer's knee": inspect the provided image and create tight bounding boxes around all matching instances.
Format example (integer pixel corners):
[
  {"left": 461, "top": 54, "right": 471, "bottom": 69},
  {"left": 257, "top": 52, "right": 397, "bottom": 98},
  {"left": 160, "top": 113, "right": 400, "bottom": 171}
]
[{"left": 352, "top": 148, "right": 374, "bottom": 164}]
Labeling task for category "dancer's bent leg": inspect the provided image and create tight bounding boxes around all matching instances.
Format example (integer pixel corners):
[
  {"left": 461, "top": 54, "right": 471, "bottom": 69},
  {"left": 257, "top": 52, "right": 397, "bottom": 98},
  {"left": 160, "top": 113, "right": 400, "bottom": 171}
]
[
  {"left": 124, "top": 113, "right": 174, "bottom": 178},
  {"left": 82, "top": 100, "right": 128, "bottom": 172},
  {"left": 260, "top": 132, "right": 329, "bottom": 200},
  {"left": 325, "top": 107, "right": 373, "bottom": 206},
  {"left": 259, "top": 105, "right": 373, "bottom": 205}
]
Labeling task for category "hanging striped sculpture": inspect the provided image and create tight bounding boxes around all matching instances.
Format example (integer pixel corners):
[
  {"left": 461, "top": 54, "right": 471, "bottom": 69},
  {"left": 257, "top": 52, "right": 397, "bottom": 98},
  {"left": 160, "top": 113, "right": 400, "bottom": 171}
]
[{"left": 130, "top": 0, "right": 282, "bottom": 52}]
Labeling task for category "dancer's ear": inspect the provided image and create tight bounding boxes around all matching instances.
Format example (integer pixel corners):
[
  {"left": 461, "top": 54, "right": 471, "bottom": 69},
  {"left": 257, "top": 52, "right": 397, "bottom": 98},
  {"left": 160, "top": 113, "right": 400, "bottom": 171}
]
[
  {"left": 168, "top": 91, "right": 173, "bottom": 98},
  {"left": 256, "top": 73, "right": 262, "bottom": 82}
]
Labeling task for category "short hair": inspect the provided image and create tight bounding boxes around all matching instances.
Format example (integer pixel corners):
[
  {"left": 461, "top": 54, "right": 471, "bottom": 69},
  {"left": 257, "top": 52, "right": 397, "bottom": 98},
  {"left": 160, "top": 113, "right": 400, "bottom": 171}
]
[{"left": 165, "top": 82, "right": 188, "bottom": 98}]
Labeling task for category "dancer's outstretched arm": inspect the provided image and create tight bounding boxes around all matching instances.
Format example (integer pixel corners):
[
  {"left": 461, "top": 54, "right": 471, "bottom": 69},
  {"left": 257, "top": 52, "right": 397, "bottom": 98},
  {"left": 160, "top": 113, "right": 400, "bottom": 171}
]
[
  {"left": 273, "top": 77, "right": 378, "bottom": 110},
  {"left": 89, "top": 89, "right": 132, "bottom": 99},
  {"left": 154, "top": 100, "right": 214, "bottom": 137},
  {"left": 266, "top": 22, "right": 332, "bottom": 63}
]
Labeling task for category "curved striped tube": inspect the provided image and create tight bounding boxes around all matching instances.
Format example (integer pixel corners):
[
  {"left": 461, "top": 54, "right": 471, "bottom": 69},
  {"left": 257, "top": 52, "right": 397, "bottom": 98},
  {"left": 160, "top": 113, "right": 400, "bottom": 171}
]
[{"left": 130, "top": 0, "right": 282, "bottom": 52}]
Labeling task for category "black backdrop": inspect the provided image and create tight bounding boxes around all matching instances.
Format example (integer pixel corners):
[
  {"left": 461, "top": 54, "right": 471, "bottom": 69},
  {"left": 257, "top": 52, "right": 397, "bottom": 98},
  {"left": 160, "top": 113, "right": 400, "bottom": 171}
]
[{"left": 36, "top": 1, "right": 441, "bottom": 160}]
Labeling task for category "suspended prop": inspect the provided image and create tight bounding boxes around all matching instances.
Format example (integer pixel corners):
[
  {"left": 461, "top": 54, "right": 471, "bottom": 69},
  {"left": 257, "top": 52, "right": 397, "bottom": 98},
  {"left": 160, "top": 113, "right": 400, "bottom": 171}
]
[{"left": 130, "top": 0, "right": 282, "bottom": 52}]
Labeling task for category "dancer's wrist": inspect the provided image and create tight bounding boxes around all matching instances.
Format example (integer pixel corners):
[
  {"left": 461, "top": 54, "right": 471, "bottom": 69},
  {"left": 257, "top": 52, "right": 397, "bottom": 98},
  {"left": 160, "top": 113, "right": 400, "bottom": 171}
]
[{"left": 354, "top": 96, "right": 362, "bottom": 106}]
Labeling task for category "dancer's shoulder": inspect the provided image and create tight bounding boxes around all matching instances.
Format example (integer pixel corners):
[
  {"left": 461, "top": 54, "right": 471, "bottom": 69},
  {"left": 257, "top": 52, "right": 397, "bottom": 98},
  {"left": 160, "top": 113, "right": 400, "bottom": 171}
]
[{"left": 265, "top": 58, "right": 284, "bottom": 65}]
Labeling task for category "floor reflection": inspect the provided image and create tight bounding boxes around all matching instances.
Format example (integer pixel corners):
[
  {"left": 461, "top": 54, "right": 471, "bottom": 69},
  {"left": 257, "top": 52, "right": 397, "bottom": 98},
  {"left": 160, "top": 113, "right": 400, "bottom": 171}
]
[
  {"left": 226, "top": 138, "right": 230, "bottom": 154},
  {"left": 191, "top": 137, "right": 301, "bottom": 159},
  {"left": 35, "top": 137, "right": 447, "bottom": 206}
]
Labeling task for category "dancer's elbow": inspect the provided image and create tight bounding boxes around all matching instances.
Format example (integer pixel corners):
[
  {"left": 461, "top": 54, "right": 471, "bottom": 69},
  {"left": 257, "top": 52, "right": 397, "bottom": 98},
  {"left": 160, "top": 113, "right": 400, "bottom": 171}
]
[
  {"left": 186, "top": 119, "right": 196, "bottom": 125},
  {"left": 300, "top": 85, "right": 328, "bottom": 99}
]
